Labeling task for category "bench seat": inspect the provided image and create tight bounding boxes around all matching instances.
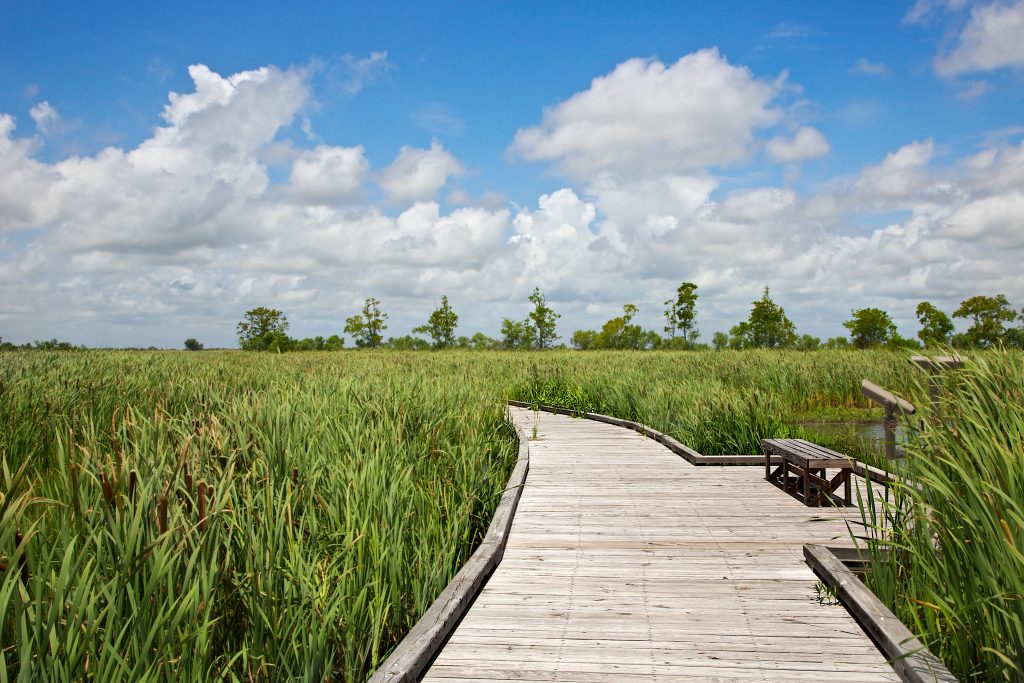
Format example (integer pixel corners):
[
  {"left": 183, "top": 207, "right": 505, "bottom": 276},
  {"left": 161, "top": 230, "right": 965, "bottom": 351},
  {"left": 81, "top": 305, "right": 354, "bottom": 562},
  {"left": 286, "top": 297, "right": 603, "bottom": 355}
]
[{"left": 763, "top": 438, "right": 854, "bottom": 507}]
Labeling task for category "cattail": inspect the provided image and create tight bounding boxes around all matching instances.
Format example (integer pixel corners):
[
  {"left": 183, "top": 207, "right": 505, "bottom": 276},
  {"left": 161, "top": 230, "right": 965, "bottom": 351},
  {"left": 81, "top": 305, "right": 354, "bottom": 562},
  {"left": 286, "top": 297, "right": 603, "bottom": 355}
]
[
  {"left": 197, "top": 481, "right": 206, "bottom": 531},
  {"left": 292, "top": 467, "right": 299, "bottom": 486},
  {"left": 100, "top": 472, "right": 115, "bottom": 508},
  {"left": 157, "top": 492, "right": 168, "bottom": 534},
  {"left": 183, "top": 463, "right": 193, "bottom": 513},
  {"left": 128, "top": 469, "right": 138, "bottom": 501}
]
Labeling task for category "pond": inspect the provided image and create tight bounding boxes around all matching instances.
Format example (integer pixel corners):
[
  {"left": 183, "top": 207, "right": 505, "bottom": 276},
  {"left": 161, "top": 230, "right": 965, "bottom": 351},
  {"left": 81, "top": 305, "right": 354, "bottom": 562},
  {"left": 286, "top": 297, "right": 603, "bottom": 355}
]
[{"left": 796, "top": 420, "right": 905, "bottom": 452}]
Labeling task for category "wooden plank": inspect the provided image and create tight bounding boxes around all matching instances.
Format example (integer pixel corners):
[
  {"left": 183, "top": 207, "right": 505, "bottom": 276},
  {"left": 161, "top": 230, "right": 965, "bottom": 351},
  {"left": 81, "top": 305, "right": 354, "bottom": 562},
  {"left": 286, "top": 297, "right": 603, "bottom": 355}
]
[
  {"left": 804, "top": 544, "right": 958, "bottom": 683},
  {"left": 410, "top": 409, "right": 908, "bottom": 681}
]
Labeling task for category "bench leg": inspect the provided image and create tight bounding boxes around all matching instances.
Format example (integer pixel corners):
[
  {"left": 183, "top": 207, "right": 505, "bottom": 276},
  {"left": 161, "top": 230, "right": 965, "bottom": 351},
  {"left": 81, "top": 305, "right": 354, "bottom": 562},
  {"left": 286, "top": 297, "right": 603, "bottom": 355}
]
[
  {"left": 844, "top": 470, "right": 851, "bottom": 506},
  {"left": 802, "top": 468, "right": 810, "bottom": 506}
]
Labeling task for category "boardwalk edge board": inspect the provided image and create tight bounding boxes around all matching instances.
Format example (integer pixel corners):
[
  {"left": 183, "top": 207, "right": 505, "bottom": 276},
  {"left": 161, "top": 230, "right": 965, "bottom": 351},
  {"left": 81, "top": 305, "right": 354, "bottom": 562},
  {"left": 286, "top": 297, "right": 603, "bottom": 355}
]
[
  {"left": 368, "top": 426, "right": 531, "bottom": 683},
  {"left": 804, "top": 544, "right": 958, "bottom": 683}
]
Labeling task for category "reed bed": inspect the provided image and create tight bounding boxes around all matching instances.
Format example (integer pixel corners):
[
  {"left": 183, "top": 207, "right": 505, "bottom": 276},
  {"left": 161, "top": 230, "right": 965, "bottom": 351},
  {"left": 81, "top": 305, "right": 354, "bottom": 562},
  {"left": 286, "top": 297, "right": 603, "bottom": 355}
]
[
  {"left": 3, "top": 348, "right": 1015, "bottom": 681},
  {"left": 510, "top": 349, "right": 916, "bottom": 462},
  {"left": 0, "top": 351, "right": 521, "bottom": 681},
  {"left": 857, "top": 351, "right": 1024, "bottom": 681}
]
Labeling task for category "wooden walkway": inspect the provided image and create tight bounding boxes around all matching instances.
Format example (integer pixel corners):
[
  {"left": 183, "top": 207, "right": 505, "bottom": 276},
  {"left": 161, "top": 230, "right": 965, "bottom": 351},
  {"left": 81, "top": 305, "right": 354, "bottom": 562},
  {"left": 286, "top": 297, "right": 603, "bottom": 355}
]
[{"left": 422, "top": 407, "right": 900, "bottom": 682}]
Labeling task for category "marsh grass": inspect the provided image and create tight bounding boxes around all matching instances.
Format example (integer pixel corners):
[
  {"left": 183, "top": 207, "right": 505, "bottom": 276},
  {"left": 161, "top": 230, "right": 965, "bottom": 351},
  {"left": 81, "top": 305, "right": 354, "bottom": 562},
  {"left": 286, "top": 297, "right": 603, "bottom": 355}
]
[
  {"left": 3, "top": 348, "right": 1016, "bottom": 681},
  {"left": 511, "top": 349, "right": 914, "bottom": 461},
  {"left": 856, "top": 351, "right": 1023, "bottom": 681},
  {"left": 0, "top": 351, "right": 519, "bottom": 681}
]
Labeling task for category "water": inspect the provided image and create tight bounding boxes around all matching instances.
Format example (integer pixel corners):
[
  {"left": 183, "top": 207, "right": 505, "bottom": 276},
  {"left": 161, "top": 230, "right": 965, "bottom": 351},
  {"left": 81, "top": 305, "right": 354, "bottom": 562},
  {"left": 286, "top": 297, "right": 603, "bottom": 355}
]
[{"left": 796, "top": 420, "right": 905, "bottom": 448}]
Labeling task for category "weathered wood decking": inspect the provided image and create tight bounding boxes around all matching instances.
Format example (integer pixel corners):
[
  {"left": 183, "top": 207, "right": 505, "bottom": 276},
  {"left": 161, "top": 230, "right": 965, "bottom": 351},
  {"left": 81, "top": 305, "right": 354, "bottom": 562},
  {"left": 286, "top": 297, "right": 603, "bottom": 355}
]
[{"left": 422, "top": 407, "right": 900, "bottom": 682}]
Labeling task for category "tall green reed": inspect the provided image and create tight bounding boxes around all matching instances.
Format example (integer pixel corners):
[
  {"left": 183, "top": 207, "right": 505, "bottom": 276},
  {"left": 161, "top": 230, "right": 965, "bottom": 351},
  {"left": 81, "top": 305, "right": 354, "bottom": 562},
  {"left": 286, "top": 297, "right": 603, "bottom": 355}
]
[{"left": 857, "top": 351, "right": 1023, "bottom": 681}]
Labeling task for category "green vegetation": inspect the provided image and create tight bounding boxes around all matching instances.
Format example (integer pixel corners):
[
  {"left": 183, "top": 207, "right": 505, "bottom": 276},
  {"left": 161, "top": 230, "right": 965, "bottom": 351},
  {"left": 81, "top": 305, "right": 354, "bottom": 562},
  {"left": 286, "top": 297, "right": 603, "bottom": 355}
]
[
  {"left": 2, "top": 347, "right": 1019, "bottom": 681},
  {"left": 844, "top": 308, "right": 896, "bottom": 349},
  {"left": 344, "top": 298, "right": 389, "bottom": 349},
  {"left": 916, "top": 301, "right": 955, "bottom": 347},
  {"left": 728, "top": 287, "right": 798, "bottom": 349},
  {"left": 0, "top": 351, "right": 519, "bottom": 680},
  {"left": 857, "top": 351, "right": 1024, "bottom": 681},
  {"left": 571, "top": 304, "right": 660, "bottom": 350},
  {"left": 508, "top": 349, "right": 915, "bottom": 462},
  {"left": 663, "top": 281, "right": 699, "bottom": 345},
  {"left": 413, "top": 295, "right": 459, "bottom": 349}
]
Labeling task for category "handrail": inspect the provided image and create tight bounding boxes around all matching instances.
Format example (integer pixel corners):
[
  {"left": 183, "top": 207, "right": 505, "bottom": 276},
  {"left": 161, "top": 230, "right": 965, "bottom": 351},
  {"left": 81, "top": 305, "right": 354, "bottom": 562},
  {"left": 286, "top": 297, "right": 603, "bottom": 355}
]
[
  {"left": 861, "top": 379, "right": 916, "bottom": 414},
  {"left": 861, "top": 380, "right": 915, "bottom": 460}
]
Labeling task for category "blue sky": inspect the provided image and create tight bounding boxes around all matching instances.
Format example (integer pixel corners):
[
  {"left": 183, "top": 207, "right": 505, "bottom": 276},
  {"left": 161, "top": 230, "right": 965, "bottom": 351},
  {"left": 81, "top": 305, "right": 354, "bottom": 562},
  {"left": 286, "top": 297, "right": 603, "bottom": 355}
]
[{"left": 1, "top": 1, "right": 1023, "bottom": 347}]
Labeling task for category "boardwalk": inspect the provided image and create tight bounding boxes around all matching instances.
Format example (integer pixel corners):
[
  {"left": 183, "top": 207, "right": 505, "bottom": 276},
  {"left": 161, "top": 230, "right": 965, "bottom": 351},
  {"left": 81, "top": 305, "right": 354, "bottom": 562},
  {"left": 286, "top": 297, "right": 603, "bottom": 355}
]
[{"left": 422, "top": 407, "right": 900, "bottom": 682}]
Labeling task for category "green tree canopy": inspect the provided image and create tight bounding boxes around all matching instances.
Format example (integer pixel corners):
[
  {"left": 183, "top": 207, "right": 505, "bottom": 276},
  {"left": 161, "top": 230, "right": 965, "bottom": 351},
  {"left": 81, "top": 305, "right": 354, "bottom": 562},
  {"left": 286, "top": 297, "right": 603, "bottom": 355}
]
[
  {"left": 500, "top": 318, "right": 534, "bottom": 349},
  {"left": 573, "top": 304, "right": 654, "bottom": 350},
  {"left": 528, "top": 287, "right": 560, "bottom": 349},
  {"left": 237, "top": 307, "right": 289, "bottom": 351},
  {"left": 183, "top": 338, "right": 203, "bottom": 351},
  {"left": 413, "top": 295, "right": 459, "bottom": 348},
  {"left": 729, "top": 288, "right": 797, "bottom": 349},
  {"left": 386, "top": 335, "right": 430, "bottom": 351},
  {"left": 953, "top": 294, "right": 1016, "bottom": 348},
  {"left": 663, "top": 282, "right": 699, "bottom": 344},
  {"left": 711, "top": 331, "right": 729, "bottom": 350},
  {"left": 344, "top": 298, "right": 388, "bottom": 348},
  {"left": 843, "top": 308, "right": 896, "bottom": 349},
  {"left": 915, "top": 302, "right": 955, "bottom": 347}
]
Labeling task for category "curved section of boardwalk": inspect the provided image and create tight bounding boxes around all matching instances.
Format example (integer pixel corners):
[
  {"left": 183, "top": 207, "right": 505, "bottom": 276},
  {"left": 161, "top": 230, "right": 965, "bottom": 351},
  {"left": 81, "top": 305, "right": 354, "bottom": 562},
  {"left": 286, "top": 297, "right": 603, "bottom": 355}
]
[{"left": 423, "top": 407, "right": 899, "bottom": 682}]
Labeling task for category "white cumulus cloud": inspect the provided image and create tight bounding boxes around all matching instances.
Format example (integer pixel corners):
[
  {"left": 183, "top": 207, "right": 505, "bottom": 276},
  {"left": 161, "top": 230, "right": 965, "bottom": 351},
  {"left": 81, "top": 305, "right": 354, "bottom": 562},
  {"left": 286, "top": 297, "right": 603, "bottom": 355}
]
[
  {"left": 766, "top": 126, "right": 830, "bottom": 162},
  {"left": 289, "top": 144, "right": 369, "bottom": 204},
  {"left": 378, "top": 141, "right": 464, "bottom": 203},
  {"left": 510, "top": 49, "right": 783, "bottom": 178},
  {"left": 935, "top": 1, "right": 1024, "bottom": 76}
]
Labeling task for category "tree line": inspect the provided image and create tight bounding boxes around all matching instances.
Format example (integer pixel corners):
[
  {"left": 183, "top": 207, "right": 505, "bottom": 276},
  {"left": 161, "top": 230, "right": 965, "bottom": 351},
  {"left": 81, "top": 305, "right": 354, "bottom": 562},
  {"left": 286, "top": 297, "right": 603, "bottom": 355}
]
[{"left": 228, "top": 285, "right": 1024, "bottom": 353}]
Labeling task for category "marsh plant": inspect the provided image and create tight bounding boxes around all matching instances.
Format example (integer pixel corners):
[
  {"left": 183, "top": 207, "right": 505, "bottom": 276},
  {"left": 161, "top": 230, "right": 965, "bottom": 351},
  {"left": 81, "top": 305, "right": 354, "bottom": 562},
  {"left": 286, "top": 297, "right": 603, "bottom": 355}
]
[
  {"left": 856, "top": 351, "right": 1023, "bottom": 681},
  {"left": 0, "top": 352, "right": 518, "bottom": 681}
]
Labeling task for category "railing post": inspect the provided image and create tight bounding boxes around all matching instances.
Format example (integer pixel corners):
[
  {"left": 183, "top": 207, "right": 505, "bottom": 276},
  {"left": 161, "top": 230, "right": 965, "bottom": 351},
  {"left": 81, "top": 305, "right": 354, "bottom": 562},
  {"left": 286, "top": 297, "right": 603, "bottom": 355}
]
[
  {"left": 909, "top": 355, "right": 963, "bottom": 410},
  {"left": 861, "top": 380, "right": 915, "bottom": 460},
  {"left": 883, "top": 402, "right": 897, "bottom": 461}
]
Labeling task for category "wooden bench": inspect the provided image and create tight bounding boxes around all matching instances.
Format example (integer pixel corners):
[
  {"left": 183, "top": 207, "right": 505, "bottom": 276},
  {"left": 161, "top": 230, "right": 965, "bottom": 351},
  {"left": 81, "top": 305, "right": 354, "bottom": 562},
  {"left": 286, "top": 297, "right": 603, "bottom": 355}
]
[{"left": 763, "top": 439, "right": 854, "bottom": 507}]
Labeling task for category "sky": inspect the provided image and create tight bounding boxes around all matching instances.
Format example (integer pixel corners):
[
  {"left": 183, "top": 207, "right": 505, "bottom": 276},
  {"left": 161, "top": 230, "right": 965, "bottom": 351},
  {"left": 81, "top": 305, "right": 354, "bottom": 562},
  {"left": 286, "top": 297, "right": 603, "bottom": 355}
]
[{"left": 1, "top": 0, "right": 1023, "bottom": 348}]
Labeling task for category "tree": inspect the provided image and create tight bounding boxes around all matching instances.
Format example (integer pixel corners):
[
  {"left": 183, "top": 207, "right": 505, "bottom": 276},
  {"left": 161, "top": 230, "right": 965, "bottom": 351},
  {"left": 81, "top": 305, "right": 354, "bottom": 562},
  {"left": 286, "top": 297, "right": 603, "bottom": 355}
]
[
  {"left": 345, "top": 298, "right": 388, "bottom": 348},
  {"left": 501, "top": 318, "right": 534, "bottom": 349},
  {"left": 596, "top": 304, "right": 647, "bottom": 350},
  {"left": 413, "top": 295, "right": 459, "bottom": 349},
  {"left": 729, "top": 288, "right": 797, "bottom": 349},
  {"left": 664, "top": 282, "right": 699, "bottom": 344},
  {"left": 888, "top": 332, "right": 922, "bottom": 350},
  {"left": 712, "top": 331, "right": 729, "bottom": 350},
  {"left": 571, "top": 329, "right": 598, "bottom": 350},
  {"left": 915, "top": 302, "right": 955, "bottom": 347},
  {"left": 184, "top": 338, "right": 203, "bottom": 351},
  {"left": 528, "top": 287, "right": 560, "bottom": 349},
  {"left": 843, "top": 308, "right": 896, "bottom": 349},
  {"left": 386, "top": 335, "right": 430, "bottom": 350},
  {"left": 825, "top": 336, "right": 850, "bottom": 349},
  {"left": 237, "top": 307, "right": 290, "bottom": 351},
  {"left": 796, "top": 334, "right": 821, "bottom": 351},
  {"left": 953, "top": 294, "right": 1016, "bottom": 348}
]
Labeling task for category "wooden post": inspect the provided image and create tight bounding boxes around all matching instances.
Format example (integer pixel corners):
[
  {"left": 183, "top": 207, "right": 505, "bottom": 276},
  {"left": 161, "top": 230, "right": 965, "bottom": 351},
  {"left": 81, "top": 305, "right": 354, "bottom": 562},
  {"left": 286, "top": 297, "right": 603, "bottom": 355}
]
[
  {"left": 909, "top": 355, "right": 963, "bottom": 410},
  {"left": 883, "top": 402, "right": 897, "bottom": 461},
  {"left": 861, "top": 380, "right": 915, "bottom": 460}
]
